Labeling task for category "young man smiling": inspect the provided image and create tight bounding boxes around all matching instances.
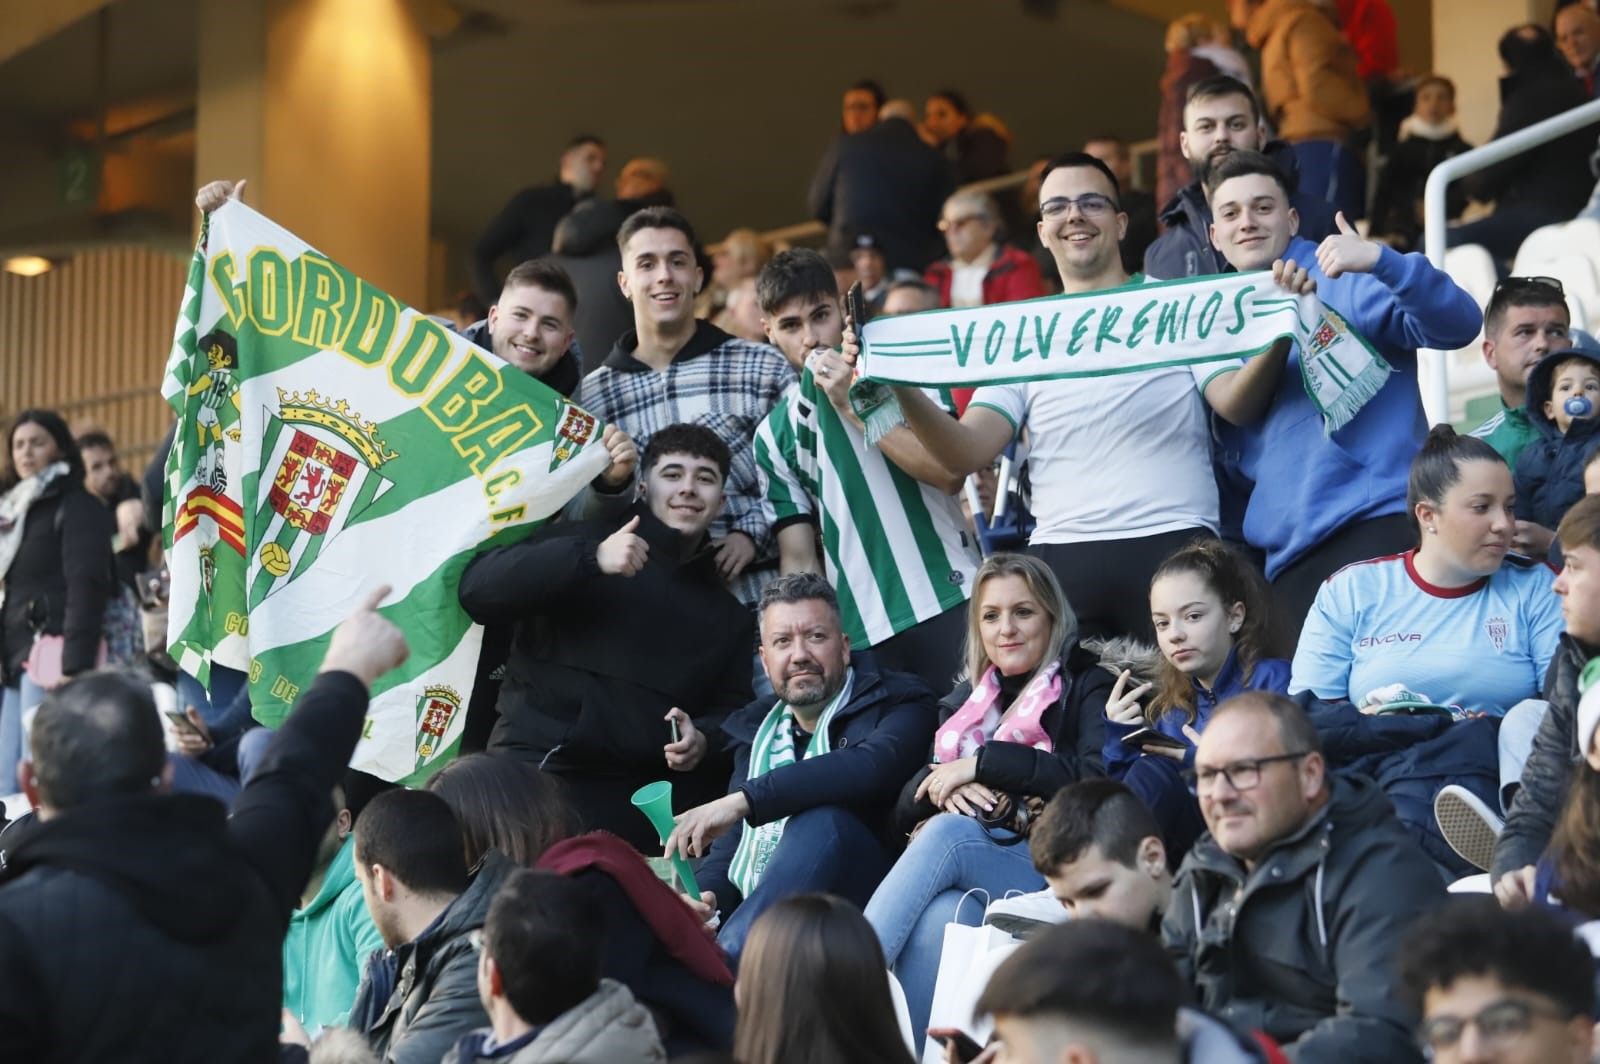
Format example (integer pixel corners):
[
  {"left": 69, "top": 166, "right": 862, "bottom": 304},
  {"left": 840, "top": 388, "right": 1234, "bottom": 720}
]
[
  {"left": 582, "top": 207, "right": 793, "bottom": 608},
  {"left": 1201, "top": 150, "right": 1482, "bottom": 639},
  {"left": 751, "top": 249, "right": 976, "bottom": 692},
  {"left": 876, "top": 152, "right": 1294, "bottom": 640},
  {"left": 458, "top": 424, "right": 755, "bottom": 849}
]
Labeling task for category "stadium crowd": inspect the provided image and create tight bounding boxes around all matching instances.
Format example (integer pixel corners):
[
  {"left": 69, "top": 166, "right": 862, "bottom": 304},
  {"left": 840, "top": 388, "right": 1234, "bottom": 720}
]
[{"left": 8, "top": 1, "right": 1600, "bottom": 1062}]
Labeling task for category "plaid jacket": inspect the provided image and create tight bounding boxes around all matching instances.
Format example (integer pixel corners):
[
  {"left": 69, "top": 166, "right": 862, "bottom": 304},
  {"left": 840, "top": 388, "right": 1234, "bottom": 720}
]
[{"left": 583, "top": 320, "right": 795, "bottom": 605}]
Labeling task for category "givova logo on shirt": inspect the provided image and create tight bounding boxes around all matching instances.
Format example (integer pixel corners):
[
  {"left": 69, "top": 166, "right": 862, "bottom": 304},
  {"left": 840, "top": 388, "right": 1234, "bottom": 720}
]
[
  {"left": 1357, "top": 632, "right": 1422, "bottom": 648},
  {"left": 1484, "top": 616, "right": 1509, "bottom": 652}
]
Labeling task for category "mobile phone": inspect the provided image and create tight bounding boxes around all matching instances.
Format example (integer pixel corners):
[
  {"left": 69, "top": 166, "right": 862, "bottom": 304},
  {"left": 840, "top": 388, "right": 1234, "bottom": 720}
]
[
  {"left": 846, "top": 280, "right": 867, "bottom": 330},
  {"left": 945, "top": 1031, "right": 984, "bottom": 1063},
  {"left": 165, "top": 710, "right": 202, "bottom": 737},
  {"left": 1123, "top": 727, "right": 1188, "bottom": 752},
  {"left": 669, "top": 715, "right": 681, "bottom": 744}
]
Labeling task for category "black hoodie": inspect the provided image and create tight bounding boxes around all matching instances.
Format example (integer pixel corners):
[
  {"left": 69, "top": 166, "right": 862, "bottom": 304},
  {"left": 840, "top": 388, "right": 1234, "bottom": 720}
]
[{"left": 0, "top": 670, "right": 370, "bottom": 1063}]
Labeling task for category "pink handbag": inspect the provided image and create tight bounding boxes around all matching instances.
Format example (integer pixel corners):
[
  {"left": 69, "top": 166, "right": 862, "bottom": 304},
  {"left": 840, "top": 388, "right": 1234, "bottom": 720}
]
[{"left": 24, "top": 634, "right": 107, "bottom": 690}]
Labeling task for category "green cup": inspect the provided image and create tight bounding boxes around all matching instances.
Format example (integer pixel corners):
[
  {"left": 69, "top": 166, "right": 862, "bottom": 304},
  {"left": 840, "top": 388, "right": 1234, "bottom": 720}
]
[{"left": 630, "top": 780, "right": 701, "bottom": 897}]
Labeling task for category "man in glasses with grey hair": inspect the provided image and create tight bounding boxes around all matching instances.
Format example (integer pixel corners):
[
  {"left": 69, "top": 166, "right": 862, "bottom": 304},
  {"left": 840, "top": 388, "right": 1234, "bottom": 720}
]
[{"left": 1162, "top": 690, "right": 1445, "bottom": 1063}]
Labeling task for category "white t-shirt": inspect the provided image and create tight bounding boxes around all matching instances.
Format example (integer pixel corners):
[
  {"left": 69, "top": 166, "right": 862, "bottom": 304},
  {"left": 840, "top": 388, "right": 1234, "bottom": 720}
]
[{"left": 969, "top": 358, "right": 1234, "bottom": 544}]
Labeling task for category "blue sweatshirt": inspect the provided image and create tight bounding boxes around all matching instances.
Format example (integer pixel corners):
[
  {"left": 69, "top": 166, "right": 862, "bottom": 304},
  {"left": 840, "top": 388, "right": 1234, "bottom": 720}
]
[
  {"left": 1103, "top": 651, "right": 1291, "bottom": 777},
  {"left": 1229, "top": 239, "right": 1482, "bottom": 579}
]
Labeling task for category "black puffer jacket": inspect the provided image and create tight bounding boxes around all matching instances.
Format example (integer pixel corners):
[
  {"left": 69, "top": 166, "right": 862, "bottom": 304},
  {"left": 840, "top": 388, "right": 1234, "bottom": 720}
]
[
  {"left": 1163, "top": 775, "right": 1445, "bottom": 1063},
  {"left": 1, "top": 473, "right": 114, "bottom": 683},
  {"left": 0, "top": 671, "right": 370, "bottom": 1063},
  {"left": 892, "top": 641, "right": 1112, "bottom": 834},
  {"left": 1494, "top": 632, "right": 1591, "bottom": 877},
  {"left": 350, "top": 852, "right": 512, "bottom": 1064}
]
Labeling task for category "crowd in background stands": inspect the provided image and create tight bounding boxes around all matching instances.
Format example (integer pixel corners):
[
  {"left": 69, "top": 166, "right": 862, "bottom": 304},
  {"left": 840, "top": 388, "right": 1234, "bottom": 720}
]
[{"left": 10, "top": 1, "right": 1600, "bottom": 1063}]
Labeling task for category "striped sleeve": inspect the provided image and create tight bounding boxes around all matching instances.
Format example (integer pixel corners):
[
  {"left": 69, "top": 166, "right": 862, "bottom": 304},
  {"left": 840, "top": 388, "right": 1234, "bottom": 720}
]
[{"left": 753, "top": 395, "right": 813, "bottom": 526}]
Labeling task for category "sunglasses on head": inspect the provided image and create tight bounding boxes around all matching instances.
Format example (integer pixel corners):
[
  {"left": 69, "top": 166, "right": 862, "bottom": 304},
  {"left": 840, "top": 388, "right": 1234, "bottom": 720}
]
[{"left": 1493, "top": 275, "right": 1565, "bottom": 299}]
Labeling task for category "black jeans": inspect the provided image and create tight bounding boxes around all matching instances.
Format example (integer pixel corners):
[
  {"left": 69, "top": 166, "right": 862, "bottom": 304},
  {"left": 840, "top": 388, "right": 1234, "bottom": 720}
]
[
  {"left": 1030, "top": 527, "right": 1214, "bottom": 642},
  {"left": 1270, "top": 513, "right": 1414, "bottom": 652}
]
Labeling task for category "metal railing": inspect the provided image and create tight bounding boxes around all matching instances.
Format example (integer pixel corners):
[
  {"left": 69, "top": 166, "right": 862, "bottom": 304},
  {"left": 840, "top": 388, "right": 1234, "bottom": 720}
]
[{"left": 1421, "top": 98, "right": 1600, "bottom": 424}]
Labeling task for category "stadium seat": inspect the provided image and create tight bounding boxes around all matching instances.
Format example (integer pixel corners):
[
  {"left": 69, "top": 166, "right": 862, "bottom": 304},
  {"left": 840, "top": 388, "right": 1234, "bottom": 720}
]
[
  {"left": 1443, "top": 244, "right": 1498, "bottom": 308},
  {"left": 1512, "top": 224, "right": 1571, "bottom": 276}
]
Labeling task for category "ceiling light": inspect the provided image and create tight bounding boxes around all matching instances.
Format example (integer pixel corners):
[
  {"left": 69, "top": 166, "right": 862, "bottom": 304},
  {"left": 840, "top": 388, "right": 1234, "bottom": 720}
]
[{"left": 3, "top": 256, "right": 54, "bottom": 277}]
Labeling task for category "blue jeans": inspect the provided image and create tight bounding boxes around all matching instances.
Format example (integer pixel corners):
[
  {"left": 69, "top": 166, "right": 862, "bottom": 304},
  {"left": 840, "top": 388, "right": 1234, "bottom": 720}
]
[
  {"left": 176, "top": 663, "right": 249, "bottom": 732},
  {"left": 167, "top": 725, "right": 276, "bottom": 804},
  {"left": 0, "top": 675, "right": 48, "bottom": 794},
  {"left": 863, "top": 813, "right": 1044, "bottom": 1045},
  {"left": 716, "top": 805, "right": 888, "bottom": 962}
]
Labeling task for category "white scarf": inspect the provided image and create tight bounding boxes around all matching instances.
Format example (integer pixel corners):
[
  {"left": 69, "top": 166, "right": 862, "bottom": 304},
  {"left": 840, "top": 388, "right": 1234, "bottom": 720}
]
[{"left": 0, "top": 461, "right": 70, "bottom": 584}]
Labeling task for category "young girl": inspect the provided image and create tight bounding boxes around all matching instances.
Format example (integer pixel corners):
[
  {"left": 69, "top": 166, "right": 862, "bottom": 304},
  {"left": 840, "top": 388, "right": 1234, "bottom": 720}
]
[{"left": 1103, "top": 539, "right": 1290, "bottom": 858}]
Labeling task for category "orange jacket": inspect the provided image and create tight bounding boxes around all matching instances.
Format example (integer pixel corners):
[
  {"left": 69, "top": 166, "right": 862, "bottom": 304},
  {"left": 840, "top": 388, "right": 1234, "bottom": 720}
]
[{"left": 1246, "top": 0, "right": 1370, "bottom": 143}]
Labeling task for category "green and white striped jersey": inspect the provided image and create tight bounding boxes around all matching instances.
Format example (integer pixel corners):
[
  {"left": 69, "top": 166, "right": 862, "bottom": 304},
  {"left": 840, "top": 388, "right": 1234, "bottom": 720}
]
[{"left": 753, "top": 372, "right": 977, "bottom": 648}]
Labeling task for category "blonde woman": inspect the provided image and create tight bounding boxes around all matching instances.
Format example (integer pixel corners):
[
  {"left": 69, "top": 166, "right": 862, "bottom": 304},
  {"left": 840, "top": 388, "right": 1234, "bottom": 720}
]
[{"left": 863, "top": 552, "right": 1111, "bottom": 1047}]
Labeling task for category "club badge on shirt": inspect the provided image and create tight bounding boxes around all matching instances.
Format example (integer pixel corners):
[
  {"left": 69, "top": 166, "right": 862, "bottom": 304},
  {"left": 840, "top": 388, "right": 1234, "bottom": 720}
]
[{"left": 1484, "top": 616, "right": 1509, "bottom": 652}]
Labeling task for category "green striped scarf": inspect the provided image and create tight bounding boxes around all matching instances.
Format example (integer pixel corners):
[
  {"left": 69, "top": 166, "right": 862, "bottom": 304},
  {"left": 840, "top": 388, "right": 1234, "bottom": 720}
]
[{"left": 728, "top": 669, "right": 855, "bottom": 898}]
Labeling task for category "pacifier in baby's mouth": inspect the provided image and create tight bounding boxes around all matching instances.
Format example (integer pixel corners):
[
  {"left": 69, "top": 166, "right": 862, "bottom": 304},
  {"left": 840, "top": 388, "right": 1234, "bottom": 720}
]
[{"left": 1565, "top": 395, "right": 1595, "bottom": 419}]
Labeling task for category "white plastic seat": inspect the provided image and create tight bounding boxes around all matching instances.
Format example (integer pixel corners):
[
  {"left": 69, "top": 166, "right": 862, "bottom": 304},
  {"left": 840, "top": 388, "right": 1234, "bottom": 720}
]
[
  {"left": 1513, "top": 224, "right": 1571, "bottom": 276},
  {"left": 1443, "top": 243, "right": 1498, "bottom": 308}
]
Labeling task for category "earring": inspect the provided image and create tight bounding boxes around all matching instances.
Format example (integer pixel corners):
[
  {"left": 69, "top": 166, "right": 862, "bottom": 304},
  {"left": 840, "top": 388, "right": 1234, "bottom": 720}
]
[{"left": 1230, "top": 622, "right": 1241, "bottom": 633}]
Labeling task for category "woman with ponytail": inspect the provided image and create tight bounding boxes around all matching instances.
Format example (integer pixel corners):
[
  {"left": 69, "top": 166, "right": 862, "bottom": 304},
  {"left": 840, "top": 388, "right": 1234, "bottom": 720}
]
[
  {"left": 1292, "top": 425, "right": 1563, "bottom": 872},
  {"left": 1292, "top": 424, "right": 1561, "bottom": 717}
]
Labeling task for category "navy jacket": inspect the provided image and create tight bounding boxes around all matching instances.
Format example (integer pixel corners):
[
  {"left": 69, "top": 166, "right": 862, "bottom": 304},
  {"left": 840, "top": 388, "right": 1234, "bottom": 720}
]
[
  {"left": 1514, "top": 348, "right": 1600, "bottom": 531},
  {"left": 809, "top": 117, "right": 956, "bottom": 273},
  {"left": 1143, "top": 142, "right": 1340, "bottom": 282},
  {"left": 1303, "top": 693, "right": 1502, "bottom": 878},
  {"left": 1104, "top": 652, "right": 1291, "bottom": 777},
  {"left": 699, "top": 657, "right": 938, "bottom": 915}
]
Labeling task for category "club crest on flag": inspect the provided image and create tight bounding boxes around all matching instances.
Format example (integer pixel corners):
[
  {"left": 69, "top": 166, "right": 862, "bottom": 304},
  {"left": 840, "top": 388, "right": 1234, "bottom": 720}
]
[
  {"left": 249, "top": 388, "right": 397, "bottom": 604},
  {"left": 1485, "top": 616, "right": 1509, "bottom": 652},
  {"left": 416, "top": 684, "right": 463, "bottom": 762},
  {"left": 550, "top": 403, "right": 599, "bottom": 473}
]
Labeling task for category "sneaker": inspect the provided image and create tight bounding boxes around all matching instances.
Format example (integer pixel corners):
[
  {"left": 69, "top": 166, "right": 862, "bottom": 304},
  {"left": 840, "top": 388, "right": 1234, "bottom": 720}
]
[
  {"left": 984, "top": 889, "right": 1067, "bottom": 938},
  {"left": 1435, "top": 784, "right": 1503, "bottom": 873}
]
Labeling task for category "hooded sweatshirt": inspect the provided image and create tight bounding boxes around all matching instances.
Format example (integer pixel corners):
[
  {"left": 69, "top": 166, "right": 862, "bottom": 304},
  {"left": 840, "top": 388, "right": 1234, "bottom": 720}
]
[
  {"left": 283, "top": 833, "right": 386, "bottom": 1032},
  {"left": 1232, "top": 239, "right": 1482, "bottom": 578},
  {"left": 1514, "top": 340, "right": 1600, "bottom": 531}
]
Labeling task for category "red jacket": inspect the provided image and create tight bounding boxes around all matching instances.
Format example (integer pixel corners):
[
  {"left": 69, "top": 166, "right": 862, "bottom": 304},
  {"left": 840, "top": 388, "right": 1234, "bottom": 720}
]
[
  {"left": 924, "top": 244, "right": 1046, "bottom": 309},
  {"left": 925, "top": 245, "right": 1046, "bottom": 413}
]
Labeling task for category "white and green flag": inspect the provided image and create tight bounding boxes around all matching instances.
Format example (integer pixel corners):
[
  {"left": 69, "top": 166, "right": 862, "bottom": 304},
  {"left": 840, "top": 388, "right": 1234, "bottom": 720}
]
[
  {"left": 854, "top": 272, "right": 1390, "bottom": 434},
  {"left": 162, "top": 201, "right": 609, "bottom": 784}
]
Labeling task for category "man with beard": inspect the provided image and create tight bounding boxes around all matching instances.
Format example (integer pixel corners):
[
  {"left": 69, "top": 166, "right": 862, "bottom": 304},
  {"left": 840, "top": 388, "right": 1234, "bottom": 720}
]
[
  {"left": 1144, "top": 76, "right": 1339, "bottom": 281},
  {"left": 664, "top": 573, "right": 936, "bottom": 960}
]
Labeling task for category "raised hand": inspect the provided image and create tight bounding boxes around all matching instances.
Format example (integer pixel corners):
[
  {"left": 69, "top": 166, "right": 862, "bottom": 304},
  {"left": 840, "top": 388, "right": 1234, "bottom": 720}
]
[
  {"left": 1315, "top": 211, "right": 1382, "bottom": 279},
  {"left": 1106, "top": 668, "right": 1153, "bottom": 726},
  {"left": 712, "top": 530, "right": 756, "bottom": 580},
  {"left": 1270, "top": 257, "right": 1316, "bottom": 295},
  {"left": 597, "top": 514, "right": 649, "bottom": 576},
  {"left": 196, "top": 179, "right": 246, "bottom": 213},
  {"left": 320, "top": 584, "right": 409, "bottom": 687},
  {"left": 597, "top": 424, "right": 639, "bottom": 490}
]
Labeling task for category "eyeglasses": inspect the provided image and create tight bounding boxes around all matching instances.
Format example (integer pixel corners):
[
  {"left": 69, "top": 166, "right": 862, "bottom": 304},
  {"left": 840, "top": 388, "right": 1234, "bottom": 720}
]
[
  {"left": 1492, "top": 275, "right": 1565, "bottom": 299},
  {"left": 938, "top": 215, "right": 984, "bottom": 232},
  {"left": 1189, "top": 751, "right": 1310, "bottom": 792},
  {"left": 1039, "top": 193, "right": 1120, "bottom": 220},
  {"left": 1419, "top": 998, "right": 1570, "bottom": 1056}
]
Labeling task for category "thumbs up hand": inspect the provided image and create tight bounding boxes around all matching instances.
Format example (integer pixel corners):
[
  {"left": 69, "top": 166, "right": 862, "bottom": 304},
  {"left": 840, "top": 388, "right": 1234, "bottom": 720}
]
[
  {"left": 1315, "top": 211, "right": 1380, "bottom": 279},
  {"left": 597, "top": 514, "right": 649, "bottom": 576}
]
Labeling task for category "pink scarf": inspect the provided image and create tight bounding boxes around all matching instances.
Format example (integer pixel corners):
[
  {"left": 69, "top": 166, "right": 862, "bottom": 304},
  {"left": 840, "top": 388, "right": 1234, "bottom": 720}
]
[{"left": 934, "top": 662, "right": 1061, "bottom": 762}]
